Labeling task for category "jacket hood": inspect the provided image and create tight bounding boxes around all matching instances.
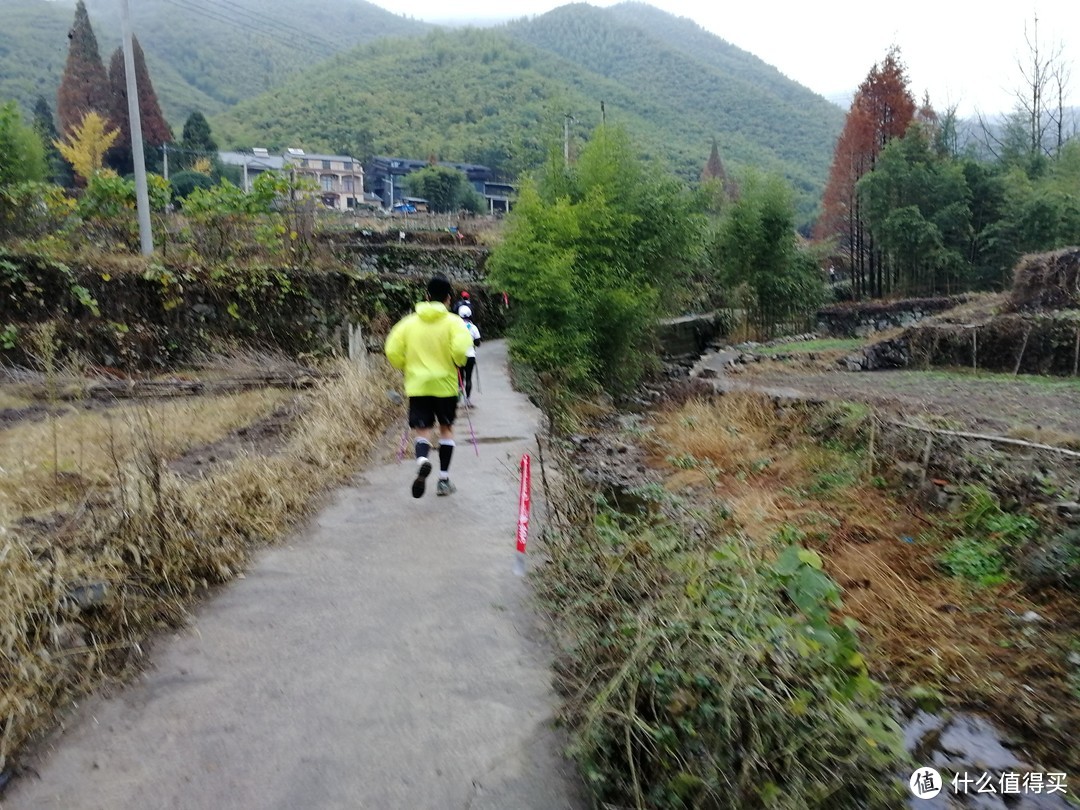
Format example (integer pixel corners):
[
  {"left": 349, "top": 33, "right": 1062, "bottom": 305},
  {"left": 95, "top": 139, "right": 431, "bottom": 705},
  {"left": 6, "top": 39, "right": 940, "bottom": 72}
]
[{"left": 415, "top": 301, "right": 451, "bottom": 322}]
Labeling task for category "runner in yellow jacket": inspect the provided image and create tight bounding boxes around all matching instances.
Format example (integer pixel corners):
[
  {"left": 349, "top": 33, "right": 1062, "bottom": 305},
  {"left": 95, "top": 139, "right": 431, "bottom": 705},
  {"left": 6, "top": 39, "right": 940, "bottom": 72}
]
[{"left": 384, "top": 275, "right": 473, "bottom": 498}]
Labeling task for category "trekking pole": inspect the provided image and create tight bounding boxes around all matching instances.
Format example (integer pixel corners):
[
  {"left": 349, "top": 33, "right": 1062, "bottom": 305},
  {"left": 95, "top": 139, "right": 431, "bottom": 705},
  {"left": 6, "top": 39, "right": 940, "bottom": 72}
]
[
  {"left": 458, "top": 371, "right": 480, "bottom": 456},
  {"left": 387, "top": 389, "right": 409, "bottom": 463},
  {"left": 475, "top": 359, "right": 481, "bottom": 395}
]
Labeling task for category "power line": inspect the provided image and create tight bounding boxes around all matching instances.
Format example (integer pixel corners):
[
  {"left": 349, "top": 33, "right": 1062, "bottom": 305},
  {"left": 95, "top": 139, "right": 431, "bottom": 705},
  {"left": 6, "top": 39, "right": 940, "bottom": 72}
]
[
  {"left": 155, "top": 0, "right": 343, "bottom": 57},
  {"left": 202, "top": 0, "right": 349, "bottom": 51}
]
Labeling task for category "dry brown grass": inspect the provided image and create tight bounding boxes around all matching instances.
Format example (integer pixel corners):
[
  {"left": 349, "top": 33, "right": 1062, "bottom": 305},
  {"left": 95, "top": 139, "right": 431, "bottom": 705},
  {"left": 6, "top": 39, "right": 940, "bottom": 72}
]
[
  {"left": 0, "top": 390, "right": 291, "bottom": 518},
  {"left": 0, "top": 354, "right": 398, "bottom": 772},
  {"left": 652, "top": 393, "right": 779, "bottom": 475},
  {"left": 646, "top": 392, "right": 1080, "bottom": 773},
  {"left": 0, "top": 389, "right": 34, "bottom": 410}
]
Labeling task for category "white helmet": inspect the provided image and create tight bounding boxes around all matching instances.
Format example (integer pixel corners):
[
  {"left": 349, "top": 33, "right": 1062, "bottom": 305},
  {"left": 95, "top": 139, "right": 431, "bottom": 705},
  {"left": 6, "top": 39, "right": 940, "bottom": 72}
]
[{"left": 458, "top": 305, "right": 472, "bottom": 319}]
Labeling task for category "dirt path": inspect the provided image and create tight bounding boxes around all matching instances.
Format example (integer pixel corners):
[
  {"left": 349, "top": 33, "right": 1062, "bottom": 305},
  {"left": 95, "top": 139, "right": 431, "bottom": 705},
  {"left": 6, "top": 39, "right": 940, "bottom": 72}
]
[
  {"left": 2, "top": 340, "right": 586, "bottom": 810},
  {"left": 698, "top": 351, "right": 1080, "bottom": 439}
]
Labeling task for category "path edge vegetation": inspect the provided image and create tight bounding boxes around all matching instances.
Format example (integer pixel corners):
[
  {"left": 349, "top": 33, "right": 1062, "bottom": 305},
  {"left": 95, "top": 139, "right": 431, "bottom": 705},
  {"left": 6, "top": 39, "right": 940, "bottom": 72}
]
[{"left": 0, "top": 353, "right": 400, "bottom": 777}]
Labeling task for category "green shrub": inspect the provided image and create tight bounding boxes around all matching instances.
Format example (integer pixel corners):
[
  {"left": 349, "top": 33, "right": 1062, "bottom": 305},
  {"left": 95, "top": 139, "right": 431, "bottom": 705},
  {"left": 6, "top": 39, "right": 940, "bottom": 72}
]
[
  {"left": 540, "top": 480, "right": 907, "bottom": 809},
  {"left": 938, "top": 485, "right": 1039, "bottom": 586},
  {"left": 488, "top": 125, "right": 704, "bottom": 404},
  {"left": 169, "top": 170, "right": 214, "bottom": 202}
]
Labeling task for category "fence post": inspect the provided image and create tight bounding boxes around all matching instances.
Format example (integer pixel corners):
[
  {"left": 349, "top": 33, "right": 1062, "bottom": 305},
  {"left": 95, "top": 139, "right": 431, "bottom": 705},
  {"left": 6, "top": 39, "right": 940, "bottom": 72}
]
[{"left": 348, "top": 322, "right": 364, "bottom": 365}]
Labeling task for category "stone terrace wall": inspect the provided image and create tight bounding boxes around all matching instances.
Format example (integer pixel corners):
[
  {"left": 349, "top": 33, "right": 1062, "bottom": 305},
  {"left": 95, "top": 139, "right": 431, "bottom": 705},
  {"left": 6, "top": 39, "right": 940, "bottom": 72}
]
[
  {"left": 0, "top": 248, "right": 503, "bottom": 370},
  {"left": 817, "top": 295, "right": 971, "bottom": 338}
]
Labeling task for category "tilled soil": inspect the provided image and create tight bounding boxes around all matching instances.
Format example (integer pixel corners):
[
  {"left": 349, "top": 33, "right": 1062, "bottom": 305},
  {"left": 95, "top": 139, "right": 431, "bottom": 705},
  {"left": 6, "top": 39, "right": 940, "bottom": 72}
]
[{"left": 728, "top": 358, "right": 1080, "bottom": 439}]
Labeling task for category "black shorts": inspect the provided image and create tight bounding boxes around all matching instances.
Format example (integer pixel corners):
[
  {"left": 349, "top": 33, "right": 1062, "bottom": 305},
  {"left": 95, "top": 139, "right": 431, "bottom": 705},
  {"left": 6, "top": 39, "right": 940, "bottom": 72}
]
[{"left": 408, "top": 396, "right": 457, "bottom": 429}]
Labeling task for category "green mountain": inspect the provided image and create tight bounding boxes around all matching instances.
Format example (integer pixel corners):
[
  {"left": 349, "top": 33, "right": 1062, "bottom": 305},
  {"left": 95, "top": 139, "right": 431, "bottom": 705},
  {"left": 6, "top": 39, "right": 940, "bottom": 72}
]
[
  {"left": 0, "top": 0, "right": 430, "bottom": 128},
  {"left": 505, "top": 3, "right": 844, "bottom": 200},
  {"left": 211, "top": 4, "right": 844, "bottom": 217},
  {"left": 2, "top": 0, "right": 844, "bottom": 216}
]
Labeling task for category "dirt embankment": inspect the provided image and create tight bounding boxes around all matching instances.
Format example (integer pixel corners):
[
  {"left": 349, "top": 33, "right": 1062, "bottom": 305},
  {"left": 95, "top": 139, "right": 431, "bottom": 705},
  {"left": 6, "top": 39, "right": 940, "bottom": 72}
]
[{"left": 557, "top": 374, "right": 1080, "bottom": 786}]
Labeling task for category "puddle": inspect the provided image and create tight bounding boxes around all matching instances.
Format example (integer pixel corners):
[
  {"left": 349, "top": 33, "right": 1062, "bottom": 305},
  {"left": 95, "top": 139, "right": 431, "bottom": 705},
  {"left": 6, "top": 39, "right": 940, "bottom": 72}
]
[
  {"left": 902, "top": 710, "right": 1071, "bottom": 808},
  {"left": 601, "top": 483, "right": 655, "bottom": 517},
  {"left": 475, "top": 435, "right": 526, "bottom": 445}
]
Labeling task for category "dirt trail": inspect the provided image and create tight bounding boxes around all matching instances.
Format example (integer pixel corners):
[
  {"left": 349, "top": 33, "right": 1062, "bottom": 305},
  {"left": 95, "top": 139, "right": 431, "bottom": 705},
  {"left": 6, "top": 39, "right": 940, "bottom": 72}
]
[
  {"left": 697, "top": 351, "right": 1080, "bottom": 438},
  {"left": 2, "top": 340, "right": 586, "bottom": 810}
]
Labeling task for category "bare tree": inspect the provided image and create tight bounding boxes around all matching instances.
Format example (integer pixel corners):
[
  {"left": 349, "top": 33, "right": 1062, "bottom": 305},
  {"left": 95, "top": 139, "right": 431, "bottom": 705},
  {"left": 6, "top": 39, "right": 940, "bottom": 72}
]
[
  {"left": 1015, "top": 14, "right": 1065, "bottom": 157},
  {"left": 1048, "top": 59, "right": 1074, "bottom": 153}
]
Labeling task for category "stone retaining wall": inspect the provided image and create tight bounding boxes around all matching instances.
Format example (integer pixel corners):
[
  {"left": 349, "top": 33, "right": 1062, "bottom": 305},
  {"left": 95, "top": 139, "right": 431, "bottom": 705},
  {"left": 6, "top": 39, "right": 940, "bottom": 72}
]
[
  {"left": 0, "top": 248, "right": 502, "bottom": 370},
  {"left": 817, "top": 296, "right": 970, "bottom": 338}
]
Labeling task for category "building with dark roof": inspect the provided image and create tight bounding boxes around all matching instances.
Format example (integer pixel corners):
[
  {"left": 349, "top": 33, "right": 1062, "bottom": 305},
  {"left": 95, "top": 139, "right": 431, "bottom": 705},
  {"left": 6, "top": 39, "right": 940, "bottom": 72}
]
[{"left": 366, "top": 156, "right": 512, "bottom": 213}]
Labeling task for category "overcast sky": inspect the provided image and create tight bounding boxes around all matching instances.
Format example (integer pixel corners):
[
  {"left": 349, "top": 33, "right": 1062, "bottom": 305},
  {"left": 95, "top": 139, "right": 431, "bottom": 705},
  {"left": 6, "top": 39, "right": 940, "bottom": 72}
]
[{"left": 369, "top": 0, "right": 1078, "bottom": 118}]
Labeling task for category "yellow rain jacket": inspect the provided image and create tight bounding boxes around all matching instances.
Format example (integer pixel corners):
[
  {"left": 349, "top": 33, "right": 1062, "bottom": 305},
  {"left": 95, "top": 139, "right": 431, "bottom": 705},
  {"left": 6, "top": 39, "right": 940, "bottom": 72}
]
[{"left": 384, "top": 301, "right": 472, "bottom": 397}]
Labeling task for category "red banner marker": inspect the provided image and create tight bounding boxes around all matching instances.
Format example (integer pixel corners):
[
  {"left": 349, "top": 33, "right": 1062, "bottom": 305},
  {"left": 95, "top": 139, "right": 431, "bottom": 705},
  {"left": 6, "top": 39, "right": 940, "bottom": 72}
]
[{"left": 513, "top": 454, "right": 531, "bottom": 576}]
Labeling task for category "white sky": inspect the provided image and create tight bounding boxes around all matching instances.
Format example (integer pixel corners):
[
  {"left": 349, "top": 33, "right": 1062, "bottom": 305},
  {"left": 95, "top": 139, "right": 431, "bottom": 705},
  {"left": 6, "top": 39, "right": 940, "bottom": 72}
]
[{"left": 370, "top": 0, "right": 1079, "bottom": 118}]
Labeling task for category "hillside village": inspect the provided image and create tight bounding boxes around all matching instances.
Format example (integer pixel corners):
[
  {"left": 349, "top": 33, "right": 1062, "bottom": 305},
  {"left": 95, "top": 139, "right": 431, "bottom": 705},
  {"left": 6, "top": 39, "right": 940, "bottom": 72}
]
[{"left": 1, "top": 0, "right": 1079, "bottom": 807}]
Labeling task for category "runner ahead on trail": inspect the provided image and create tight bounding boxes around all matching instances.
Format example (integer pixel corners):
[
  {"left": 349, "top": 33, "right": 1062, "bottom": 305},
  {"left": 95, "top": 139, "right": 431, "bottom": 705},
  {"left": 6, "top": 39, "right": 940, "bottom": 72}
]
[
  {"left": 453, "top": 290, "right": 471, "bottom": 318},
  {"left": 458, "top": 305, "right": 481, "bottom": 407},
  {"left": 384, "top": 275, "right": 472, "bottom": 498}
]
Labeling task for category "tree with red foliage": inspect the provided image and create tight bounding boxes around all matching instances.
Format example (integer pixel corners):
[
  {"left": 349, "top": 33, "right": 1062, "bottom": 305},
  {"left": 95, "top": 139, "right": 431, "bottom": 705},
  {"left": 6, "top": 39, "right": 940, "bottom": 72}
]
[
  {"left": 815, "top": 47, "right": 916, "bottom": 298},
  {"left": 57, "top": 1, "right": 111, "bottom": 141},
  {"left": 107, "top": 36, "right": 173, "bottom": 175}
]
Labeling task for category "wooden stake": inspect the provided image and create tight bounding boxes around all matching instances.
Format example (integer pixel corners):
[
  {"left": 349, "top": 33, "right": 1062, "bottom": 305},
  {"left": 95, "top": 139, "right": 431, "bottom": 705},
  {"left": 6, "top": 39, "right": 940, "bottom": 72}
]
[
  {"left": 1013, "top": 327, "right": 1031, "bottom": 375},
  {"left": 919, "top": 434, "right": 934, "bottom": 486},
  {"left": 1073, "top": 328, "right": 1079, "bottom": 377},
  {"left": 867, "top": 417, "right": 876, "bottom": 476}
]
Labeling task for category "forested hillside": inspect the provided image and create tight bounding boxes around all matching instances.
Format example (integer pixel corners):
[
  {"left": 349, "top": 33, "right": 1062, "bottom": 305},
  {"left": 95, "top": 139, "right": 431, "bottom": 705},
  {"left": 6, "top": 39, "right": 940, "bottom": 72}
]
[
  {"left": 3, "top": 0, "right": 844, "bottom": 217},
  {"left": 214, "top": 5, "right": 844, "bottom": 217},
  {"left": 0, "top": 0, "right": 429, "bottom": 127},
  {"left": 504, "top": 3, "right": 844, "bottom": 199}
]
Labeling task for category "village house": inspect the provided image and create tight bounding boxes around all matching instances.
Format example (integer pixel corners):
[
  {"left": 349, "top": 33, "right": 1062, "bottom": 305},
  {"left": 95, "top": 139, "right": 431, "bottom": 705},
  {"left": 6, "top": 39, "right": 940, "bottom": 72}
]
[{"left": 219, "top": 148, "right": 368, "bottom": 211}]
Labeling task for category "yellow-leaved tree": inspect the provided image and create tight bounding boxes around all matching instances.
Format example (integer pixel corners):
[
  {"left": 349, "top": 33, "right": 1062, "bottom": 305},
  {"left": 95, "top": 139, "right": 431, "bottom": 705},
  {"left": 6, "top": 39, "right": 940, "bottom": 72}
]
[
  {"left": 54, "top": 110, "right": 119, "bottom": 183},
  {"left": 192, "top": 156, "right": 213, "bottom": 174}
]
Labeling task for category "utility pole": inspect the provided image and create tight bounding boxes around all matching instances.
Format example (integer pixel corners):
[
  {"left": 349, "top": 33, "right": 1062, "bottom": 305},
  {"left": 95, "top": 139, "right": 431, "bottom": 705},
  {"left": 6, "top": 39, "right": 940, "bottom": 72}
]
[
  {"left": 120, "top": 0, "right": 153, "bottom": 255},
  {"left": 162, "top": 143, "right": 168, "bottom": 181},
  {"left": 563, "top": 113, "right": 575, "bottom": 164}
]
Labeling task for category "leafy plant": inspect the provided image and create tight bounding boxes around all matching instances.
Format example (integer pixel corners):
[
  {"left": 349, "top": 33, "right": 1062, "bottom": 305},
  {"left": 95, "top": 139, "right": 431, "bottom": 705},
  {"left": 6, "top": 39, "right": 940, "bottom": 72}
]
[
  {"left": 939, "top": 537, "right": 1009, "bottom": 586},
  {"left": 938, "top": 485, "right": 1039, "bottom": 586}
]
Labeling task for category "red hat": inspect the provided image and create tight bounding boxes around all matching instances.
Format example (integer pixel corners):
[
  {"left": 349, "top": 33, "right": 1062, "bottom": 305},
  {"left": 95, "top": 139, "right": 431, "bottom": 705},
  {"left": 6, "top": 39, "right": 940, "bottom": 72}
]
[{"left": 461, "top": 291, "right": 470, "bottom": 299}]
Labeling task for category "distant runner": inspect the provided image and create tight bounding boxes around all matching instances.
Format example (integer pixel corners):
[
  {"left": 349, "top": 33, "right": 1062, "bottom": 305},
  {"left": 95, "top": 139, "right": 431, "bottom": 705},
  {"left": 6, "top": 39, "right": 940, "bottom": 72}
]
[{"left": 459, "top": 305, "right": 481, "bottom": 407}]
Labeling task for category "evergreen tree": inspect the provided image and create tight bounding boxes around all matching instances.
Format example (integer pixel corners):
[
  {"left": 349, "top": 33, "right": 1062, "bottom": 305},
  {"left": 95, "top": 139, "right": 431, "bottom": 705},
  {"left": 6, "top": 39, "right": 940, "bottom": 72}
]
[
  {"left": 700, "top": 137, "right": 736, "bottom": 211},
  {"left": 57, "top": 0, "right": 112, "bottom": 139},
  {"left": 32, "top": 95, "right": 72, "bottom": 187},
  {"left": 407, "top": 164, "right": 473, "bottom": 212},
  {"left": 488, "top": 124, "right": 703, "bottom": 398},
  {"left": 178, "top": 111, "right": 218, "bottom": 171},
  {"left": 701, "top": 138, "right": 727, "bottom": 184},
  {"left": 713, "top": 168, "right": 824, "bottom": 338},
  {"left": 107, "top": 37, "right": 172, "bottom": 175}
]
